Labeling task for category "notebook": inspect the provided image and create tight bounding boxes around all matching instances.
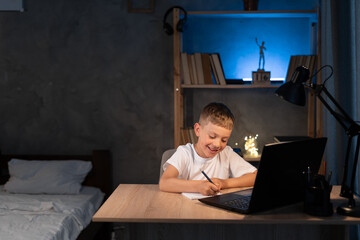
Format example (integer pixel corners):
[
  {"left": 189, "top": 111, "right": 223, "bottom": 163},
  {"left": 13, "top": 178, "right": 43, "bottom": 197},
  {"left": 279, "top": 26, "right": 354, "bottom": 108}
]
[{"left": 199, "top": 137, "right": 327, "bottom": 214}]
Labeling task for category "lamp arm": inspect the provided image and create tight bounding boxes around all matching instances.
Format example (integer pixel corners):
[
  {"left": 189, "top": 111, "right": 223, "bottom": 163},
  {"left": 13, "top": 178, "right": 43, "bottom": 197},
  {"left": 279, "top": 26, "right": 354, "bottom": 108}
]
[
  {"left": 349, "top": 138, "right": 360, "bottom": 198},
  {"left": 311, "top": 84, "right": 358, "bottom": 133},
  {"left": 308, "top": 83, "right": 360, "bottom": 203}
]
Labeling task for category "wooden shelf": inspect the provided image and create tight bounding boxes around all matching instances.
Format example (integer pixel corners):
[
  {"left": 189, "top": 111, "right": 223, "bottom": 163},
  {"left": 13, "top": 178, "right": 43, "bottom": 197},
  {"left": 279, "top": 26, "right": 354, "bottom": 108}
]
[
  {"left": 181, "top": 84, "right": 281, "bottom": 89},
  {"left": 186, "top": 10, "right": 317, "bottom": 20},
  {"left": 173, "top": 8, "right": 320, "bottom": 148}
]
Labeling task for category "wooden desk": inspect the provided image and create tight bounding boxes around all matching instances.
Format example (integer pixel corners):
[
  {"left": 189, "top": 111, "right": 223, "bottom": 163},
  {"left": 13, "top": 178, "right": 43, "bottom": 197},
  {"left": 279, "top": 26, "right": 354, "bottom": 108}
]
[
  {"left": 93, "top": 184, "right": 359, "bottom": 240},
  {"left": 93, "top": 184, "right": 359, "bottom": 224}
]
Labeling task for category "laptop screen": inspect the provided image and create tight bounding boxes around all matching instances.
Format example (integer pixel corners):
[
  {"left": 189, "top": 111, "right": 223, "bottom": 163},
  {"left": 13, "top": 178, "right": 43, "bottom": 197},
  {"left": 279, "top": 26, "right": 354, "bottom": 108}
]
[{"left": 248, "top": 137, "right": 327, "bottom": 213}]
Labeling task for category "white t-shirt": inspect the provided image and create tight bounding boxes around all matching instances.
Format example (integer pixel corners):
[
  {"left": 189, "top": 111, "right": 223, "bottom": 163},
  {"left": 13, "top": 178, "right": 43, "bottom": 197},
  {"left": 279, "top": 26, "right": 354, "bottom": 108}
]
[{"left": 163, "top": 143, "right": 257, "bottom": 180}]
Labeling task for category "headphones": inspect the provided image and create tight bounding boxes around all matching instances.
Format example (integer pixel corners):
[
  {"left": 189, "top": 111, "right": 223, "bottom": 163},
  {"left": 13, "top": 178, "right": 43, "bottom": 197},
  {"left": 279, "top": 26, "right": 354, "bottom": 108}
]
[{"left": 163, "top": 6, "right": 187, "bottom": 35}]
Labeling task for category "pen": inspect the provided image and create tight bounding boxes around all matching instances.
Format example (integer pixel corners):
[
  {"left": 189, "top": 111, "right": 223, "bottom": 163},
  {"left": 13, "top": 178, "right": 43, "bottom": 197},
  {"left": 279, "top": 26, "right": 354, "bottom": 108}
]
[
  {"left": 201, "top": 170, "right": 215, "bottom": 185},
  {"left": 307, "top": 166, "right": 311, "bottom": 183}
]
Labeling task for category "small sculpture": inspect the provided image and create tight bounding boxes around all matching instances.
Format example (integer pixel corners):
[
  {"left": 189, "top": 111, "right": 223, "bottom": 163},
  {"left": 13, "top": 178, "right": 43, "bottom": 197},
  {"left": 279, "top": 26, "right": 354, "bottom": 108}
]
[{"left": 256, "top": 38, "right": 266, "bottom": 71}]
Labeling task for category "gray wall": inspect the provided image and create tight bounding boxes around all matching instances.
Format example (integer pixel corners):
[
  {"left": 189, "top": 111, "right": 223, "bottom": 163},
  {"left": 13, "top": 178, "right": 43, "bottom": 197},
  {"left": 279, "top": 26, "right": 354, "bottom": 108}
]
[{"left": 0, "top": 0, "right": 318, "bottom": 188}]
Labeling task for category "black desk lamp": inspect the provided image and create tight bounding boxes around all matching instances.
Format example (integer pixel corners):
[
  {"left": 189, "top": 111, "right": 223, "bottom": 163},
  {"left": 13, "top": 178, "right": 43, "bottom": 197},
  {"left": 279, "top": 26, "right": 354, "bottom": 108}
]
[{"left": 275, "top": 65, "right": 360, "bottom": 217}]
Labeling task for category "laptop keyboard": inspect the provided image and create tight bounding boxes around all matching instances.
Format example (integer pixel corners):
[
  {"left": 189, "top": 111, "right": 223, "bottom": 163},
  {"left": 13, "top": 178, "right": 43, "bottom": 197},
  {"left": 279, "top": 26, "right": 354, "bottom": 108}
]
[{"left": 224, "top": 196, "right": 251, "bottom": 210}]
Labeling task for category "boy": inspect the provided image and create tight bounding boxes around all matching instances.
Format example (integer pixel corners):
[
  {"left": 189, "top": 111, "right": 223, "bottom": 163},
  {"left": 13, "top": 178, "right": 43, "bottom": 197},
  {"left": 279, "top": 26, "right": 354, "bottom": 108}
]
[{"left": 159, "top": 102, "right": 257, "bottom": 196}]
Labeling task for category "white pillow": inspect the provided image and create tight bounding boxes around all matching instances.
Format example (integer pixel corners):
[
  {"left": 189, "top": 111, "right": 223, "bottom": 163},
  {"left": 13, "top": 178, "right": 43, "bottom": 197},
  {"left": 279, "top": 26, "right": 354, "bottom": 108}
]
[{"left": 4, "top": 159, "right": 92, "bottom": 194}]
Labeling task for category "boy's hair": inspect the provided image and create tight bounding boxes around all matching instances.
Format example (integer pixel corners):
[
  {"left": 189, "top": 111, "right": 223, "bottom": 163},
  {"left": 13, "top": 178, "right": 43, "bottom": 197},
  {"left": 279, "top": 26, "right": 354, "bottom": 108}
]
[{"left": 199, "top": 102, "right": 235, "bottom": 130}]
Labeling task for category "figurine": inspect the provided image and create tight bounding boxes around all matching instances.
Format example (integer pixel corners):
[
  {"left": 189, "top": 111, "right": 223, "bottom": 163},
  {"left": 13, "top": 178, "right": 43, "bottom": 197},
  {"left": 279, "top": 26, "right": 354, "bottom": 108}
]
[{"left": 256, "top": 38, "right": 266, "bottom": 71}]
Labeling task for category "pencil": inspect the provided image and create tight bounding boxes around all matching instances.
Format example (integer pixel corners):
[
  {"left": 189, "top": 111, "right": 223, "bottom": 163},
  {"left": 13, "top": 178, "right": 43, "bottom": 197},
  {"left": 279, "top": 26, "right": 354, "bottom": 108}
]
[{"left": 201, "top": 170, "right": 215, "bottom": 185}]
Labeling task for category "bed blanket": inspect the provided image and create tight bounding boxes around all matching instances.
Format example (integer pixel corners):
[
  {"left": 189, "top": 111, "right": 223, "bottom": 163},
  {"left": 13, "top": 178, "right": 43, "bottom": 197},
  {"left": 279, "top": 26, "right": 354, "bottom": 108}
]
[{"left": 0, "top": 186, "right": 104, "bottom": 240}]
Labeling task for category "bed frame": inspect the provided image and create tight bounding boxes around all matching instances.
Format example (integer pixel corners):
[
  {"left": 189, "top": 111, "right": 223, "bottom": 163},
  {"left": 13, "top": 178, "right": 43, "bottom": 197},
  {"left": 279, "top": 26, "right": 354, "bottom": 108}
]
[{"left": 0, "top": 149, "right": 112, "bottom": 240}]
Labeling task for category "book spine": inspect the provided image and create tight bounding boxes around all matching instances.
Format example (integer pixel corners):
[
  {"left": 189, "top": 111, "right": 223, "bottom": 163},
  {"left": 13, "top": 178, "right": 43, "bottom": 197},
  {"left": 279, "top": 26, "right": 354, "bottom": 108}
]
[
  {"left": 181, "top": 53, "right": 191, "bottom": 85},
  {"left": 201, "top": 53, "right": 213, "bottom": 85},
  {"left": 211, "top": 53, "right": 226, "bottom": 85},
  {"left": 194, "top": 53, "right": 205, "bottom": 84},
  {"left": 190, "top": 54, "right": 198, "bottom": 84}
]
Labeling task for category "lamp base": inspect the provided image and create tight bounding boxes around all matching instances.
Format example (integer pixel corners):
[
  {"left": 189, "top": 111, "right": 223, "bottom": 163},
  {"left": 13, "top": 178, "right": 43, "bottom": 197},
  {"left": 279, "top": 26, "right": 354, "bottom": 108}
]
[{"left": 337, "top": 204, "right": 360, "bottom": 217}]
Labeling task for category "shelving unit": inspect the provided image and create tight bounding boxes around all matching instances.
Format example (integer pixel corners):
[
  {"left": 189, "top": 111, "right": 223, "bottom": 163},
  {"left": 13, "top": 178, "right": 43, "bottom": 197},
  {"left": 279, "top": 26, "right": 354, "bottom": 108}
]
[
  {"left": 172, "top": 9, "right": 321, "bottom": 148},
  {"left": 182, "top": 84, "right": 280, "bottom": 89}
]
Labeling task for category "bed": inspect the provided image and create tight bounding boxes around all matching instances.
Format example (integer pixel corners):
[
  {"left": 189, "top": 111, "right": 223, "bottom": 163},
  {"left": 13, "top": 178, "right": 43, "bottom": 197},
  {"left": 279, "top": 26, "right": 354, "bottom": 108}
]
[{"left": 0, "top": 150, "right": 111, "bottom": 240}]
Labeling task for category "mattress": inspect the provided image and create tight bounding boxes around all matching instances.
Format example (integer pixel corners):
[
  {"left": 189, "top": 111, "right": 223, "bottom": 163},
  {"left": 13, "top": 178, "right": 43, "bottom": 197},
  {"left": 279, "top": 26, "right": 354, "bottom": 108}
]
[{"left": 0, "top": 185, "right": 104, "bottom": 240}]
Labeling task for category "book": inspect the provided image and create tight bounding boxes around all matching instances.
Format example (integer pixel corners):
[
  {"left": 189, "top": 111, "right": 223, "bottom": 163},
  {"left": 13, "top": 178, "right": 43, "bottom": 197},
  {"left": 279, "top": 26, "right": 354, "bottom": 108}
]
[
  {"left": 201, "top": 53, "right": 213, "bottom": 84},
  {"left": 209, "top": 54, "right": 219, "bottom": 84},
  {"left": 180, "top": 127, "right": 197, "bottom": 145},
  {"left": 286, "top": 55, "right": 317, "bottom": 82},
  {"left": 194, "top": 53, "right": 205, "bottom": 84},
  {"left": 188, "top": 127, "right": 198, "bottom": 144},
  {"left": 180, "top": 52, "right": 228, "bottom": 86},
  {"left": 226, "top": 79, "right": 245, "bottom": 84},
  {"left": 211, "top": 53, "right": 226, "bottom": 85},
  {"left": 190, "top": 54, "right": 198, "bottom": 84},
  {"left": 187, "top": 54, "right": 195, "bottom": 84},
  {"left": 180, "top": 53, "right": 191, "bottom": 85},
  {"left": 286, "top": 56, "right": 295, "bottom": 82},
  {"left": 180, "top": 128, "right": 191, "bottom": 145}
]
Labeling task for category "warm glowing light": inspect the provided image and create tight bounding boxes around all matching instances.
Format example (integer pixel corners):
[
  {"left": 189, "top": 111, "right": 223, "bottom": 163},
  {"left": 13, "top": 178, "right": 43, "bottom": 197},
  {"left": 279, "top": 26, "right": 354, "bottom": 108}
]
[{"left": 244, "top": 134, "right": 259, "bottom": 157}]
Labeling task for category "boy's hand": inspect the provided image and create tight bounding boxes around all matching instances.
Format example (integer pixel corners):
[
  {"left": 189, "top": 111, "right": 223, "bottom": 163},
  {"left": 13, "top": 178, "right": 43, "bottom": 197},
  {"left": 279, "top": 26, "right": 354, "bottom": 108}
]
[
  {"left": 210, "top": 178, "right": 225, "bottom": 189},
  {"left": 199, "top": 181, "right": 220, "bottom": 196}
]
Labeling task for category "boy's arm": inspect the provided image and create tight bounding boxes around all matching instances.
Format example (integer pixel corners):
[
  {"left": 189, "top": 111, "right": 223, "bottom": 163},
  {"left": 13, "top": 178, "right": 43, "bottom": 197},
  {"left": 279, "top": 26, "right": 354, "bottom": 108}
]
[
  {"left": 159, "top": 164, "right": 220, "bottom": 196},
  {"left": 212, "top": 170, "right": 257, "bottom": 189}
]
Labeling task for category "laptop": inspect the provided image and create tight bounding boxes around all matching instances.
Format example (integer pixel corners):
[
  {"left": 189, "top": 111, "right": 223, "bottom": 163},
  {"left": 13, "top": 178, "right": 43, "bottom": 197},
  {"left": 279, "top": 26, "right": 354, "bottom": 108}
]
[{"left": 199, "top": 137, "right": 327, "bottom": 214}]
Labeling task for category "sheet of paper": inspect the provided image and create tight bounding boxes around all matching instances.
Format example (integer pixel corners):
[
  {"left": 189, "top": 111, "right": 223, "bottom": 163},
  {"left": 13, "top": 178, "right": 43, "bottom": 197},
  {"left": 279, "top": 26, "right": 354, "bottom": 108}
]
[{"left": 181, "top": 192, "right": 221, "bottom": 200}]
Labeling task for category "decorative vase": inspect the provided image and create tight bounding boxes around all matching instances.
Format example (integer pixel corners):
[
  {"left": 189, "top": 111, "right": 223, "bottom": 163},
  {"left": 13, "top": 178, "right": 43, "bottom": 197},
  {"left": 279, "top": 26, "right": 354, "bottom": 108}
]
[{"left": 244, "top": 0, "right": 258, "bottom": 11}]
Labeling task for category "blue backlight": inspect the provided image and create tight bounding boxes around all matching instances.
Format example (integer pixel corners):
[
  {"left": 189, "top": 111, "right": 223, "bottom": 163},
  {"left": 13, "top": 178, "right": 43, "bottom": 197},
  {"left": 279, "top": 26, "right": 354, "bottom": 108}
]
[{"left": 182, "top": 14, "right": 316, "bottom": 81}]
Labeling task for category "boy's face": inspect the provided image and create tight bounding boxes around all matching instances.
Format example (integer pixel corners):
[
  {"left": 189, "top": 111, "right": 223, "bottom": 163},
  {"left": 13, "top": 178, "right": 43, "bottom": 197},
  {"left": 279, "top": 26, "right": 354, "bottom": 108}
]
[{"left": 194, "top": 121, "right": 232, "bottom": 158}]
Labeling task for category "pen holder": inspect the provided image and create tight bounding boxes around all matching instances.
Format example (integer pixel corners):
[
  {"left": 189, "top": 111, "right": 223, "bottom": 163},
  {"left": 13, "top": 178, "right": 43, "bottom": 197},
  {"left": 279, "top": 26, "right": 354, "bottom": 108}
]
[{"left": 304, "top": 174, "right": 333, "bottom": 217}]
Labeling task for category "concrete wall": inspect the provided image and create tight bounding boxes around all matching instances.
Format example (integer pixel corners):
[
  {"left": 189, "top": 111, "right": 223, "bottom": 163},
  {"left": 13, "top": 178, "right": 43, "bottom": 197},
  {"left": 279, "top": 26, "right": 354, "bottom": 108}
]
[{"left": 0, "top": 0, "right": 318, "bottom": 188}]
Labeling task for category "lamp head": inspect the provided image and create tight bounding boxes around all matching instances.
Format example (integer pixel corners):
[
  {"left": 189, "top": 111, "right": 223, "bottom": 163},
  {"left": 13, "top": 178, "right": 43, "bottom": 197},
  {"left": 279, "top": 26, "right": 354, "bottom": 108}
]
[{"left": 275, "top": 66, "right": 310, "bottom": 106}]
